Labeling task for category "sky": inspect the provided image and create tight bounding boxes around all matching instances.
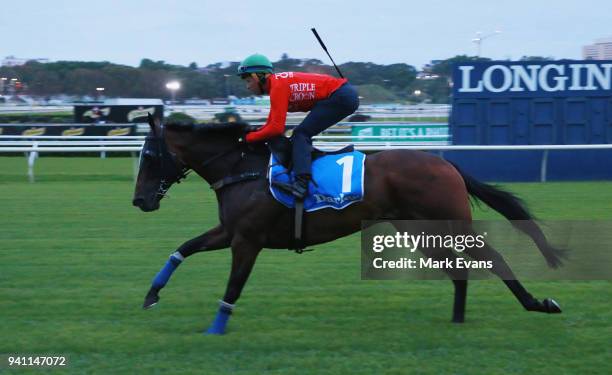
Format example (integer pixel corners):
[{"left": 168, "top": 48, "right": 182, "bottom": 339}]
[{"left": 1, "top": 0, "right": 611, "bottom": 69}]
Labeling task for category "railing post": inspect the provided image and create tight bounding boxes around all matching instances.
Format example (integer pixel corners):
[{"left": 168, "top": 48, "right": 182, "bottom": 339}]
[
  {"left": 99, "top": 137, "right": 106, "bottom": 158},
  {"left": 132, "top": 151, "right": 140, "bottom": 182},
  {"left": 540, "top": 149, "right": 549, "bottom": 182},
  {"left": 28, "top": 142, "right": 39, "bottom": 183}
]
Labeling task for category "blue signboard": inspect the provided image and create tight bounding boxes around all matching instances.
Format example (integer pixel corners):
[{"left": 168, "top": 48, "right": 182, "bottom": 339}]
[
  {"left": 453, "top": 60, "right": 612, "bottom": 98},
  {"left": 449, "top": 60, "right": 612, "bottom": 181}
]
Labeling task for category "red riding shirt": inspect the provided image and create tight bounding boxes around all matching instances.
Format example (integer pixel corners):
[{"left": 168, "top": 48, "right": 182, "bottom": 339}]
[{"left": 245, "top": 72, "right": 347, "bottom": 143}]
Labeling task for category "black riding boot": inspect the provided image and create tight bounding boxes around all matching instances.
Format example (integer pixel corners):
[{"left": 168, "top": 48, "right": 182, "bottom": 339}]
[
  {"left": 272, "top": 131, "right": 313, "bottom": 199},
  {"left": 291, "top": 174, "right": 310, "bottom": 199}
]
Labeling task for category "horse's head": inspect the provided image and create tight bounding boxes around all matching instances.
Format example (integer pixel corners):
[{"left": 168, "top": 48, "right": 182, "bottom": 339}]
[
  {"left": 132, "top": 114, "right": 189, "bottom": 212},
  {"left": 133, "top": 115, "right": 254, "bottom": 211}
]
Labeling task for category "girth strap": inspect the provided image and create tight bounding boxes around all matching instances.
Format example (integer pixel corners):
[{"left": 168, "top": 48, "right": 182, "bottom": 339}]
[
  {"left": 293, "top": 200, "right": 304, "bottom": 251},
  {"left": 211, "top": 172, "right": 262, "bottom": 191},
  {"left": 291, "top": 199, "right": 313, "bottom": 254}
]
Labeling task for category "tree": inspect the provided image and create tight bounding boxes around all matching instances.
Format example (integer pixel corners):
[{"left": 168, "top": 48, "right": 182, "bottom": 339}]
[
  {"left": 0, "top": 55, "right": 503, "bottom": 102},
  {"left": 139, "top": 58, "right": 172, "bottom": 70},
  {"left": 429, "top": 55, "right": 491, "bottom": 77},
  {"left": 520, "top": 56, "right": 555, "bottom": 61},
  {"left": 355, "top": 84, "right": 399, "bottom": 103}
]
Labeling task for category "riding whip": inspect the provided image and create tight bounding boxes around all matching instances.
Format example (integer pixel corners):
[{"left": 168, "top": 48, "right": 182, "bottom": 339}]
[{"left": 311, "top": 28, "right": 344, "bottom": 78}]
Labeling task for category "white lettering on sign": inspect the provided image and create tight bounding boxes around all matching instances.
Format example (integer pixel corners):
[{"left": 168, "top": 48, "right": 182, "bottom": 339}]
[
  {"left": 538, "top": 64, "right": 567, "bottom": 91},
  {"left": 458, "top": 63, "right": 612, "bottom": 93},
  {"left": 568, "top": 64, "right": 586, "bottom": 91},
  {"left": 482, "top": 65, "right": 512, "bottom": 93},
  {"left": 585, "top": 64, "right": 612, "bottom": 90},
  {"left": 510, "top": 65, "right": 539, "bottom": 92},
  {"left": 458, "top": 66, "right": 483, "bottom": 92}
]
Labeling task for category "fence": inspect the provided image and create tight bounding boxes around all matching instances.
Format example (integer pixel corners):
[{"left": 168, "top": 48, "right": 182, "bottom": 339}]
[
  {"left": 0, "top": 104, "right": 451, "bottom": 121},
  {"left": 0, "top": 135, "right": 143, "bottom": 182},
  {"left": 2, "top": 134, "right": 611, "bottom": 183}
]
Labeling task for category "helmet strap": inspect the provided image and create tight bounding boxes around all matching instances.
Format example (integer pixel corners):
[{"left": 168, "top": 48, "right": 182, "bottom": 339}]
[{"left": 256, "top": 73, "right": 268, "bottom": 94}]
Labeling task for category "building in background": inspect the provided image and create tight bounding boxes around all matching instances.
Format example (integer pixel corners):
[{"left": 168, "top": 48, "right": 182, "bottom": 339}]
[
  {"left": 417, "top": 60, "right": 442, "bottom": 80},
  {"left": 582, "top": 37, "right": 612, "bottom": 60},
  {"left": 1, "top": 55, "right": 50, "bottom": 67}
]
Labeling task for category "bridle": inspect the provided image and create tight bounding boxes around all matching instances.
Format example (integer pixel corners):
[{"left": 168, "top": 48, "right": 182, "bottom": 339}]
[
  {"left": 142, "top": 125, "right": 262, "bottom": 196},
  {"left": 141, "top": 125, "right": 189, "bottom": 199}
]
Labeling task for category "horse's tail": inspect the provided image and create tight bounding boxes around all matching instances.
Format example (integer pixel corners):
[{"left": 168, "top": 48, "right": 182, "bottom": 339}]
[{"left": 450, "top": 162, "right": 567, "bottom": 268}]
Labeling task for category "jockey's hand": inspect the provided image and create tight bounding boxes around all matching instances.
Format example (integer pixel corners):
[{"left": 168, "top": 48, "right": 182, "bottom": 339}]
[{"left": 245, "top": 124, "right": 260, "bottom": 133}]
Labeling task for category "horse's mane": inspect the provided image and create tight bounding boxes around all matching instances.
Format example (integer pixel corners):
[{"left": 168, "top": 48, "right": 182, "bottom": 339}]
[{"left": 165, "top": 120, "right": 252, "bottom": 134}]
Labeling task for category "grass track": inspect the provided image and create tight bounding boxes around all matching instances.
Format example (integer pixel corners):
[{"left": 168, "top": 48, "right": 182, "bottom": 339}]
[{"left": 0, "top": 157, "right": 610, "bottom": 374}]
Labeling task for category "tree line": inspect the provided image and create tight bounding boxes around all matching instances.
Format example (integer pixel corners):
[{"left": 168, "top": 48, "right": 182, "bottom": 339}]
[{"left": 0, "top": 54, "right": 554, "bottom": 104}]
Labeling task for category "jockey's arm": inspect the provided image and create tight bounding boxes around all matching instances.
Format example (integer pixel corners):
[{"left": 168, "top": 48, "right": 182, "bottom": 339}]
[{"left": 245, "top": 81, "right": 290, "bottom": 143}]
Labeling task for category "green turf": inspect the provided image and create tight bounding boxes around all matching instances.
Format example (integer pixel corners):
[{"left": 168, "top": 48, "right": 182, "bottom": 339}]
[{"left": 0, "top": 157, "right": 610, "bottom": 374}]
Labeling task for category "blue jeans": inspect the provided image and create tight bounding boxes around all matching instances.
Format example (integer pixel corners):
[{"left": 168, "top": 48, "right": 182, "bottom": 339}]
[{"left": 291, "top": 83, "right": 359, "bottom": 176}]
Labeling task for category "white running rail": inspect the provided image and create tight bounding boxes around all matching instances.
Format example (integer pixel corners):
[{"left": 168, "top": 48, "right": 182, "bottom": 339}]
[{"left": 1, "top": 135, "right": 611, "bottom": 182}]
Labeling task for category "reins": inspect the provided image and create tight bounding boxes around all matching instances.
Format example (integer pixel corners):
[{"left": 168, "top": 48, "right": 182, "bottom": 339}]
[
  {"left": 205, "top": 145, "right": 263, "bottom": 191},
  {"left": 153, "top": 126, "right": 263, "bottom": 193}
]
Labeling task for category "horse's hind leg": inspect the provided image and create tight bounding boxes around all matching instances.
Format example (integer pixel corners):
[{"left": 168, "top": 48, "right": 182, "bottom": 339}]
[
  {"left": 428, "top": 253, "right": 469, "bottom": 323},
  {"left": 464, "top": 244, "right": 562, "bottom": 314},
  {"left": 393, "top": 219, "right": 470, "bottom": 323},
  {"left": 419, "top": 246, "right": 469, "bottom": 323},
  {"left": 451, "top": 279, "right": 468, "bottom": 323},
  {"left": 143, "top": 224, "right": 231, "bottom": 309}
]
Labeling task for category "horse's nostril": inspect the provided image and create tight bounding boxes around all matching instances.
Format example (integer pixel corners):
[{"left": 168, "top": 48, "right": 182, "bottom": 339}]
[{"left": 133, "top": 198, "right": 144, "bottom": 207}]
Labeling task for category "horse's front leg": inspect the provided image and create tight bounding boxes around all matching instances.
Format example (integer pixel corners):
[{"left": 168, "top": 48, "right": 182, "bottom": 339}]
[
  {"left": 143, "top": 224, "right": 231, "bottom": 309},
  {"left": 206, "top": 234, "right": 261, "bottom": 335}
]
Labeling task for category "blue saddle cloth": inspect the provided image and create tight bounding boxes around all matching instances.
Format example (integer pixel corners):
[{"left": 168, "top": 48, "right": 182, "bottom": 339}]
[{"left": 268, "top": 151, "right": 366, "bottom": 212}]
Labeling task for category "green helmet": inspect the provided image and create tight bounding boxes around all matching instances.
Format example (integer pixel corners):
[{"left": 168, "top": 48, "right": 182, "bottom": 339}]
[{"left": 237, "top": 54, "right": 273, "bottom": 75}]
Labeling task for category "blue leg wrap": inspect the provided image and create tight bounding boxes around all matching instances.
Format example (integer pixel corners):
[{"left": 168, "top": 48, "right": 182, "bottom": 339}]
[
  {"left": 205, "top": 301, "right": 234, "bottom": 335},
  {"left": 151, "top": 254, "right": 182, "bottom": 290}
]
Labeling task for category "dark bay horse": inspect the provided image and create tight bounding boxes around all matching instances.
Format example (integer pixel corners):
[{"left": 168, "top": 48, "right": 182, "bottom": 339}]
[{"left": 132, "top": 117, "right": 564, "bottom": 335}]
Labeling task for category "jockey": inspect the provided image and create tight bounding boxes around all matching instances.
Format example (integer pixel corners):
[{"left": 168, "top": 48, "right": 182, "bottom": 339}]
[{"left": 238, "top": 53, "right": 359, "bottom": 199}]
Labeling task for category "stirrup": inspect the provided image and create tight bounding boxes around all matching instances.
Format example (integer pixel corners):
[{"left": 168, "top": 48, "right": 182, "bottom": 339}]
[{"left": 272, "top": 180, "right": 308, "bottom": 199}]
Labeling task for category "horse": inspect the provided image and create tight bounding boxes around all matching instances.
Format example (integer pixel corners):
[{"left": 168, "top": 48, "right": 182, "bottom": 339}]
[{"left": 132, "top": 115, "right": 564, "bottom": 335}]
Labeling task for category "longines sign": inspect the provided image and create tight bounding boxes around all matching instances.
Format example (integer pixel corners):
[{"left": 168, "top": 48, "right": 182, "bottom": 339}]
[{"left": 453, "top": 60, "right": 612, "bottom": 98}]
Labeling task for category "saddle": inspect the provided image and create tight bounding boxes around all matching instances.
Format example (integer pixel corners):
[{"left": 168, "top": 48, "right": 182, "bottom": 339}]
[
  {"left": 266, "top": 136, "right": 358, "bottom": 253},
  {"left": 267, "top": 136, "right": 354, "bottom": 170}
]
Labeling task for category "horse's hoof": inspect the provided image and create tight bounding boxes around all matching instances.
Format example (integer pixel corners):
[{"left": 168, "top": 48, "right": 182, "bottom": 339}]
[
  {"left": 452, "top": 317, "right": 465, "bottom": 323},
  {"left": 204, "top": 328, "right": 226, "bottom": 335},
  {"left": 143, "top": 290, "right": 160, "bottom": 309},
  {"left": 543, "top": 298, "right": 562, "bottom": 314}
]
